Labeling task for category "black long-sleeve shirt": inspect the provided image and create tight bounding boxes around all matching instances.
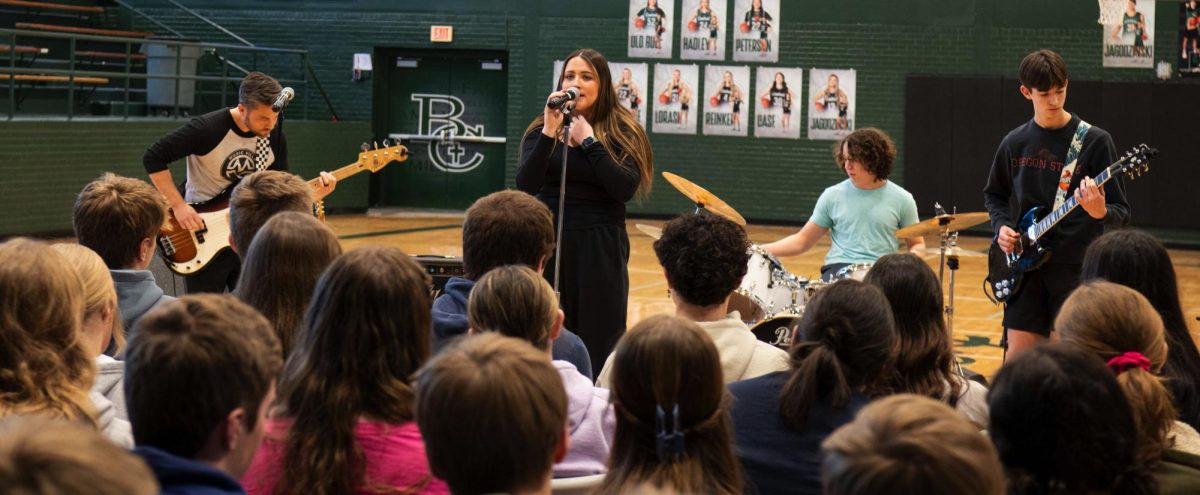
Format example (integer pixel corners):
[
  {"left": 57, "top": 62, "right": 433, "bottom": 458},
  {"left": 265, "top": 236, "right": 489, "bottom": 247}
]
[
  {"left": 516, "top": 129, "right": 640, "bottom": 227},
  {"left": 143, "top": 108, "right": 288, "bottom": 203},
  {"left": 983, "top": 114, "right": 1129, "bottom": 265}
]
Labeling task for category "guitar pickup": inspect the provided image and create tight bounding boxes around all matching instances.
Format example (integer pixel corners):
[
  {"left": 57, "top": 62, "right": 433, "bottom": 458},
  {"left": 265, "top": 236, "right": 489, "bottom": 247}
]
[
  {"left": 195, "top": 221, "right": 208, "bottom": 243},
  {"left": 158, "top": 236, "right": 176, "bottom": 256}
]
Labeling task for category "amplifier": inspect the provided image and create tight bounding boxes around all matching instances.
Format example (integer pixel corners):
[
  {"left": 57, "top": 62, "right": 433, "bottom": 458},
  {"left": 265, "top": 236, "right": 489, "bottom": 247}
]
[{"left": 413, "top": 255, "right": 465, "bottom": 296}]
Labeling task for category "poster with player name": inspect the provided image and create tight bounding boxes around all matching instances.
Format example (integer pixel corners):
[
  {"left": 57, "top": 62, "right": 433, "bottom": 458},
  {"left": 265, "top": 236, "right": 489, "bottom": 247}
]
[
  {"left": 702, "top": 65, "right": 749, "bottom": 136},
  {"left": 680, "top": 0, "right": 728, "bottom": 61},
  {"left": 1103, "top": 0, "right": 1155, "bottom": 68},
  {"left": 628, "top": 0, "right": 675, "bottom": 59},
  {"left": 753, "top": 67, "right": 802, "bottom": 139},
  {"left": 732, "top": 0, "right": 780, "bottom": 62},
  {"left": 610, "top": 62, "right": 649, "bottom": 127},
  {"left": 652, "top": 64, "right": 699, "bottom": 135},
  {"left": 808, "top": 68, "right": 856, "bottom": 140}
]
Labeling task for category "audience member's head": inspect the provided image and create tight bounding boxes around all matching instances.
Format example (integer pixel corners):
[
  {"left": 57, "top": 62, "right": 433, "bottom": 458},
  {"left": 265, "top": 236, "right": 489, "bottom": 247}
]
[
  {"left": 780, "top": 280, "right": 895, "bottom": 430},
  {"left": 862, "top": 253, "right": 960, "bottom": 402},
  {"left": 461, "top": 190, "right": 555, "bottom": 280},
  {"left": 274, "top": 246, "right": 431, "bottom": 495},
  {"left": 468, "top": 264, "right": 563, "bottom": 351},
  {"left": 0, "top": 415, "right": 158, "bottom": 495},
  {"left": 0, "top": 238, "right": 95, "bottom": 425},
  {"left": 599, "top": 314, "right": 743, "bottom": 494},
  {"left": 51, "top": 243, "right": 125, "bottom": 356},
  {"left": 988, "top": 343, "right": 1155, "bottom": 494},
  {"left": 234, "top": 211, "right": 341, "bottom": 358},
  {"left": 654, "top": 214, "right": 749, "bottom": 309},
  {"left": 227, "top": 170, "right": 312, "bottom": 256},
  {"left": 821, "top": 394, "right": 1005, "bottom": 495},
  {"left": 1082, "top": 228, "right": 1200, "bottom": 428},
  {"left": 124, "top": 294, "right": 281, "bottom": 478},
  {"left": 72, "top": 173, "right": 168, "bottom": 270},
  {"left": 1055, "top": 280, "right": 1175, "bottom": 467},
  {"left": 416, "top": 333, "right": 568, "bottom": 495}
]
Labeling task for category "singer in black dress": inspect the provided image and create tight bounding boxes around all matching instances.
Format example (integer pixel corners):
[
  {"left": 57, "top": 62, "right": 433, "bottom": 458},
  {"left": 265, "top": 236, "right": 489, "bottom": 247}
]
[{"left": 518, "top": 48, "right": 654, "bottom": 374}]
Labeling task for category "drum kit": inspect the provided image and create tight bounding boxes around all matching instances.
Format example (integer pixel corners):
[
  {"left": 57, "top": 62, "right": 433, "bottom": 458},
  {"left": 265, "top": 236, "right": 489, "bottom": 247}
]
[{"left": 642, "top": 173, "right": 990, "bottom": 351}]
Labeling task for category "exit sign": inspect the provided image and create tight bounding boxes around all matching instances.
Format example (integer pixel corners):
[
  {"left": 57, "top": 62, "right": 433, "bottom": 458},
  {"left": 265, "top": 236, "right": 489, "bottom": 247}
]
[{"left": 430, "top": 25, "right": 454, "bottom": 43}]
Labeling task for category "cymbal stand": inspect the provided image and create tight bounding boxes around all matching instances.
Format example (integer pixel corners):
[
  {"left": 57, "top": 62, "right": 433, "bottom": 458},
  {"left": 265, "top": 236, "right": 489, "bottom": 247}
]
[{"left": 933, "top": 202, "right": 965, "bottom": 377}]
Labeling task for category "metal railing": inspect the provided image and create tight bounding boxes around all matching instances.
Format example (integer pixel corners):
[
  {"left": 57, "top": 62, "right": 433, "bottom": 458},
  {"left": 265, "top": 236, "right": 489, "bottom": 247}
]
[{"left": 1, "top": 28, "right": 311, "bottom": 120}]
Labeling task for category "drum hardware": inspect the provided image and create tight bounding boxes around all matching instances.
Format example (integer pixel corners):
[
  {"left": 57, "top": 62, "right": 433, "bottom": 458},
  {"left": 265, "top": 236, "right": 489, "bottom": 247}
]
[{"left": 662, "top": 171, "right": 748, "bottom": 226}]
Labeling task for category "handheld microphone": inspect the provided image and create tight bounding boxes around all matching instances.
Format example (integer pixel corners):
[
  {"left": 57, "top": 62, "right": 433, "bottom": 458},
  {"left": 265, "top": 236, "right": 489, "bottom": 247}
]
[
  {"left": 547, "top": 87, "right": 579, "bottom": 110},
  {"left": 271, "top": 87, "right": 295, "bottom": 112}
]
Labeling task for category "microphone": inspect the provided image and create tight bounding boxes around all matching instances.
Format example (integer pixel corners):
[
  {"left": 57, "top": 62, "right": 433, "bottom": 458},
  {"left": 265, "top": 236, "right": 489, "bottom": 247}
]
[
  {"left": 547, "top": 87, "right": 579, "bottom": 110},
  {"left": 271, "top": 87, "right": 295, "bottom": 112}
]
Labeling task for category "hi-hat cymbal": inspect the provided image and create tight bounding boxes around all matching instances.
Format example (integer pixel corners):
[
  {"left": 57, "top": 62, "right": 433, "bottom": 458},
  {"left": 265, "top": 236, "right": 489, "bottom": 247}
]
[
  {"left": 914, "top": 246, "right": 986, "bottom": 258},
  {"left": 895, "top": 212, "right": 991, "bottom": 238},
  {"left": 635, "top": 223, "right": 663, "bottom": 240},
  {"left": 662, "top": 171, "right": 747, "bottom": 226}
]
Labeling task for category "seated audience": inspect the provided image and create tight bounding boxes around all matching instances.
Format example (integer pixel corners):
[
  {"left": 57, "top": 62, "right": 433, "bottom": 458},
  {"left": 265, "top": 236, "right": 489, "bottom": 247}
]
[
  {"left": 227, "top": 170, "right": 313, "bottom": 258},
  {"left": 125, "top": 294, "right": 281, "bottom": 495},
  {"left": 1056, "top": 281, "right": 1200, "bottom": 491},
  {"left": 596, "top": 314, "right": 743, "bottom": 494},
  {"left": 242, "top": 247, "right": 448, "bottom": 494},
  {"left": 51, "top": 243, "right": 133, "bottom": 444},
  {"left": 1082, "top": 229, "right": 1200, "bottom": 431},
  {"left": 863, "top": 253, "right": 988, "bottom": 426},
  {"left": 0, "top": 239, "right": 101, "bottom": 432},
  {"left": 468, "top": 265, "right": 614, "bottom": 478},
  {"left": 821, "top": 394, "right": 1005, "bottom": 495},
  {"left": 234, "top": 211, "right": 342, "bottom": 358},
  {"left": 72, "top": 173, "right": 172, "bottom": 333},
  {"left": 0, "top": 415, "right": 157, "bottom": 495},
  {"left": 988, "top": 343, "right": 1156, "bottom": 494},
  {"left": 728, "top": 280, "right": 896, "bottom": 494},
  {"left": 598, "top": 214, "right": 788, "bottom": 386},
  {"left": 415, "top": 333, "right": 569, "bottom": 495},
  {"left": 431, "top": 189, "right": 592, "bottom": 377}
]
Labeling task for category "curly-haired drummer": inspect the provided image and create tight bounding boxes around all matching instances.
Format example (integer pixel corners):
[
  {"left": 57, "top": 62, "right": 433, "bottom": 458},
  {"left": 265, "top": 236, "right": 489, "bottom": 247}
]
[{"left": 764, "top": 128, "right": 924, "bottom": 279}]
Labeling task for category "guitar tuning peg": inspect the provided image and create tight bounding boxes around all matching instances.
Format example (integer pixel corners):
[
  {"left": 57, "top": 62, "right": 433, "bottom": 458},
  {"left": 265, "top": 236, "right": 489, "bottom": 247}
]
[
  {"left": 373, "top": 141, "right": 379, "bottom": 150},
  {"left": 360, "top": 142, "right": 370, "bottom": 152},
  {"left": 381, "top": 138, "right": 391, "bottom": 147}
]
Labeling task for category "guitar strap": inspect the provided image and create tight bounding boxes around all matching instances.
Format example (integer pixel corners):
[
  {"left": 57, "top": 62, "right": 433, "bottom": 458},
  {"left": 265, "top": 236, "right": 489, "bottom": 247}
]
[
  {"left": 253, "top": 136, "right": 271, "bottom": 172},
  {"left": 1052, "top": 120, "right": 1091, "bottom": 210}
]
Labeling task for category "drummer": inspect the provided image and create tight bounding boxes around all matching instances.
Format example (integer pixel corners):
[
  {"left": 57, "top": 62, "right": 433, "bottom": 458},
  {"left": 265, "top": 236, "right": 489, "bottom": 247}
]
[
  {"left": 763, "top": 128, "right": 924, "bottom": 280},
  {"left": 596, "top": 213, "right": 789, "bottom": 386}
]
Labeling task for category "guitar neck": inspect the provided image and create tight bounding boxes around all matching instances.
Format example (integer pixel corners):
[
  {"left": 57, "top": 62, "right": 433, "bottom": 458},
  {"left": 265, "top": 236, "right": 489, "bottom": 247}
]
[
  {"left": 1028, "top": 162, "right": 1118, "bottom": 242},
  {"left": 307, "top": 160, "right": 368, "bottom": 188}
]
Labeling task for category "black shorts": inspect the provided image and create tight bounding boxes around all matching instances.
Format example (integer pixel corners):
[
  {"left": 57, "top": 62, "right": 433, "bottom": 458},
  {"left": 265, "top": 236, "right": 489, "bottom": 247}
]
[
  {"left": 1002, "top": 262, "right": 1081, "bottom": 337},
  {"left": 733, "top": 101, "right": 741, "bottom": 113},
  {"left": 710, "top": 29, "right": 718, "bottom": 38},
  {"left": 1186, "top": 28, "right": 1198, "bottom": 41},
  {"left": 681, "top": 102, "right": 689, "bottom": 111},
  {"left": 782, "top": 105, "right": 791, "bottom": 114}
]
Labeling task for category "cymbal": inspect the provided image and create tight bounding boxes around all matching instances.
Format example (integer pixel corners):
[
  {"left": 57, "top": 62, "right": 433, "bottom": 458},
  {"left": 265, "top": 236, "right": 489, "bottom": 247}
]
[
  {"left": 662, "top": 171, "right": 747, "bottom": 226},
  {"left": 914, "top": 246, "right": 986, "bottom": 258},
  {"left": 635, "top": 223, "right": 663, "bottom": 240},
  {"left": 895, "top": 212, "right": 991, "bottom": 238}
]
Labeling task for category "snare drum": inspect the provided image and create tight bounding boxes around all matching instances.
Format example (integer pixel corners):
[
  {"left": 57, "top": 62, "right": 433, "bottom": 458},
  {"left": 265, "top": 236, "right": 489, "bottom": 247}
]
[
  {"left": 736, "top": 245, "right": 808, "bottom": 321},
  {"left": 750, "top": 315, "right": 800, "bottom": 350},
  {"left": 832, "top": 263, "right": 874, "bottom": 281}
]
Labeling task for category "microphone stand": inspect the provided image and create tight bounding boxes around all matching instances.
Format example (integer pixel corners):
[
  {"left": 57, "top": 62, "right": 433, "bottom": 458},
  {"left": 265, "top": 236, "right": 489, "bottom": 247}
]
[{"left": 552, "top": 101, "right": 574, "bottom": 295}]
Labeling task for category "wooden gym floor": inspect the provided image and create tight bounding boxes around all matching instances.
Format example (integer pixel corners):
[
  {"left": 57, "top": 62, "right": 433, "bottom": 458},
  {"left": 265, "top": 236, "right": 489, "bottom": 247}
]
[{"left": 328, "top": 212, "right": 1200, "bottom": 380}]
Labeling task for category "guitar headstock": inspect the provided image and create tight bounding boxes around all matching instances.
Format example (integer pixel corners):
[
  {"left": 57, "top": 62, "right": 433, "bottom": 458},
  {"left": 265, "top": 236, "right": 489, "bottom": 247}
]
[
  {"left": 1118, "top": 143, "right": 1157, "bottom": 180},
  {"left": 357, "top": 139, "right": 409, "bottom": 172}
]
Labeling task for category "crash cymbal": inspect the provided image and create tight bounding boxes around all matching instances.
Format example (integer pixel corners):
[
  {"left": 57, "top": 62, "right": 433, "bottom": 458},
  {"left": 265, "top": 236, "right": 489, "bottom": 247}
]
[
  {"left": 662, "top": 171, "right": 747, "bottom": 226},
  {"left": 914, "top": 246, "right": 986, "bottom": 258},
  {"left": 635, "top": 223, "right": 663, "bottom": 240},
  {"left": 895, "top": 212, "right": 991, "bottom": 238}
]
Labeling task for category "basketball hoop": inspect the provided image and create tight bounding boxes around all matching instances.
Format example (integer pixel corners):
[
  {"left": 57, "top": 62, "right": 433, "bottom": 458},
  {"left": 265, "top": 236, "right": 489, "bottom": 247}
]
[{"left": 1097, "top": 0, "right": 1125, "bottom": 25}]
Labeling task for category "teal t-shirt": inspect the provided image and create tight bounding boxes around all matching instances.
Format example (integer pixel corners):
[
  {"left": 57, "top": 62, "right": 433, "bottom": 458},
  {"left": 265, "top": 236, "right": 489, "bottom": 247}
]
[{"left": 810, "top": 179, "right": 920, "bottom": 265}]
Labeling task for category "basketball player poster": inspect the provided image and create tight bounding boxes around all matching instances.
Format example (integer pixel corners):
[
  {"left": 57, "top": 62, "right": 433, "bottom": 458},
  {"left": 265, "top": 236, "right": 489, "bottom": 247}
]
[
  {"left": 1104, "top": 0, "right": 1155, "bottom": 68},
  {"left": 681, "top": 0, "right": 729, "bottom": 61},
  {"left": 702, "top": 65, "right": 749, "bottom": 136},
  {"left": 629, "top": 0, "right": 675, "bottom": 59},
  {"left": 652, "top": 64, "right": 699, "bottom": 135},
  {"left": 753, "top": 67, "right": 802, "bottom": 139},
  {"left": 808, "top": 68, "right": 856, "bottom": 141},
  {"left": 610, "top": 62, "right": 649, "bottom": 127},
  {"left": 732, "top": 0, "right": 780, "bottom": 63}
]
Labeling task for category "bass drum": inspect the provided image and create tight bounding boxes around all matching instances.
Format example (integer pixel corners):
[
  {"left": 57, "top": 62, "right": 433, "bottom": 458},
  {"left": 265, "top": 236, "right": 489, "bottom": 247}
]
[{"left": 750, "top": 315, "right": 801, "bottom": 350}]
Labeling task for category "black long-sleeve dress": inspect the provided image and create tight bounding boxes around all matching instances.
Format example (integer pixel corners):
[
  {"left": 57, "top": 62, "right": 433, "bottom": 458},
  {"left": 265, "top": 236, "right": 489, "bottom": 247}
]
[{"left": 517, "top": 129, "right": 641, "bottom": 375}]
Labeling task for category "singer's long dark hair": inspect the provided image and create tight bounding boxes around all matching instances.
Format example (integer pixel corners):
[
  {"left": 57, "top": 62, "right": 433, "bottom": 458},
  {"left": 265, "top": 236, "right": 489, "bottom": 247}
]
[{"left": 521, "top": 48, "right": 653, "bottom": 199}]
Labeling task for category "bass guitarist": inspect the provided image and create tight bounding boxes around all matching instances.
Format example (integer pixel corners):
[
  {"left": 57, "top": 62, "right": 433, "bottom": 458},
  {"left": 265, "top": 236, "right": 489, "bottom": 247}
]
[
  {"left": 143, "top": 71, "right": 336, "bottom": 293},
  {"left": 983, "top": 49, "right": 1128, "bottom": 359}
]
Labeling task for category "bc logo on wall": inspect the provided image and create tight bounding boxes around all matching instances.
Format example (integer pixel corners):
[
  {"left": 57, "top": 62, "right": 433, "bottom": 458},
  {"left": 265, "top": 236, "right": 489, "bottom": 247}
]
[{"left": 410, "top": 93, "right": 486, "bottom": 173}]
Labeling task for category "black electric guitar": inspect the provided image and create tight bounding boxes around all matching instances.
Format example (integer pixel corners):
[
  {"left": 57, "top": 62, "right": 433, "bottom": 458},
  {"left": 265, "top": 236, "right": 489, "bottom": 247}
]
[{"left": 986, "top": 144, "right": 1156, "bottom": 303}]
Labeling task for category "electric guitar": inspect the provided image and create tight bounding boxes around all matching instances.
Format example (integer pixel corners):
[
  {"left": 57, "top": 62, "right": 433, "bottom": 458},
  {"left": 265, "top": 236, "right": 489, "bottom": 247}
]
[
  {"left": 157, "top": 143, "right": 408, "bottom": 275},
  {"left": 986, "top": 144, "right": 1155, "bottom": 303}
]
